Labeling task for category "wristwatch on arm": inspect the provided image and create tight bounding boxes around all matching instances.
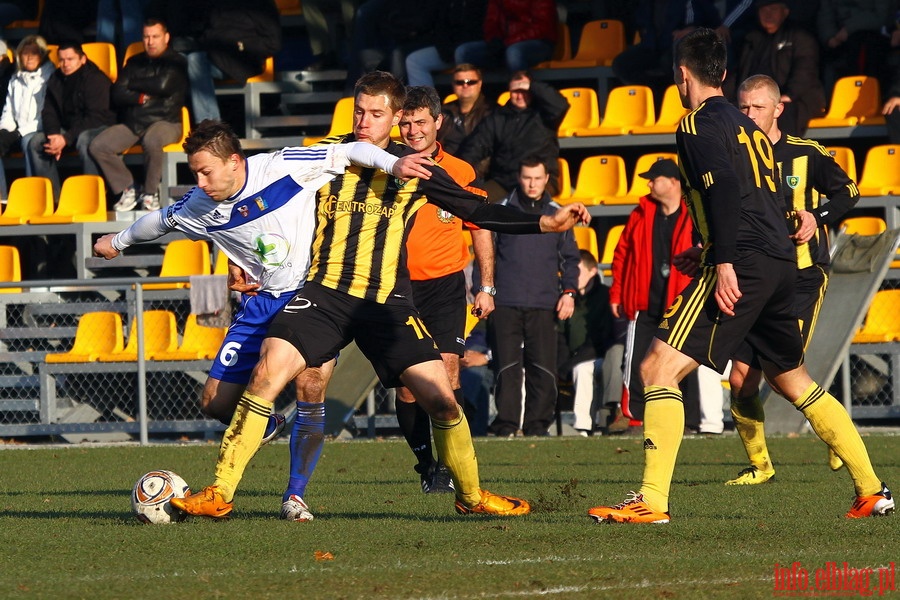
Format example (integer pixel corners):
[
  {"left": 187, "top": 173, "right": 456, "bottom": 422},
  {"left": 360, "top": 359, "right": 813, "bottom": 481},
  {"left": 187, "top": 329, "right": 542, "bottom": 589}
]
[{"left": 478, "top": 285, "right": 496, "bottom": 296}]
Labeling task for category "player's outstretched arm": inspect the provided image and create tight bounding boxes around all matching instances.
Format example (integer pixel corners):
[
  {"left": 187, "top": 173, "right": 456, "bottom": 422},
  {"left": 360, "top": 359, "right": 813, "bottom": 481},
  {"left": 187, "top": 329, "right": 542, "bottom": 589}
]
[
  {"left": 392, "top": 152, "right": 433, "bottom": 181},
  {"left": 92, "top": 210, "right": 172, "bottom": 259},
  {"left": 539, "top": 203, "right": 591, "bottom": 232},
  {"left": 344, "top": 142, "right": 432, "bottom": 181}
]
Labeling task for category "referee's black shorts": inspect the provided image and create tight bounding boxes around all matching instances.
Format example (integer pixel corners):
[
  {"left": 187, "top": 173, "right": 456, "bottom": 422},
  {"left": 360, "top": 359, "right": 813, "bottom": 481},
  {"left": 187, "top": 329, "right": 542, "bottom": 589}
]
[
  {"left": 267, "top": 281, "right": 441, "bottom": 387},
  {"left": 656, "top": 251, "right": 805, "bottom": 375},
  {"left": 410, "top": 271, "right": 467, "bottom": 356}
]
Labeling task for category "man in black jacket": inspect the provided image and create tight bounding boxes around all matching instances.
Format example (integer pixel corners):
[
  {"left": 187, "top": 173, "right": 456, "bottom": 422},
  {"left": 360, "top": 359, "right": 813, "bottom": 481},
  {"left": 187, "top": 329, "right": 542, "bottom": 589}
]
[
  {"left": 487, "top": 157, "right": 581, "bottom": 437},
  {"left": 90, "top": 18, "right": 188, "bottom": 211},
  {"left": 458, "top": 71, "right": 568, "bottom": 202},
  {"left": 27, "top": 42, "right": 114, "bottom": 199}
]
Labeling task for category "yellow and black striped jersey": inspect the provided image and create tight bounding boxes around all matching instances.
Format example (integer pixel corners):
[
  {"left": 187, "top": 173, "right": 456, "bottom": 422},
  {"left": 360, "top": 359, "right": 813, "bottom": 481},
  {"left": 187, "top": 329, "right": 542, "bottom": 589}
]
[
  {"left": 309, "top": 135, "right": 542, "bottom": 303},
  {"left": 775, "top": 135, "right": 860, "bottom": 269},
  {"left": 676, "top": 96, "right": 795, "bottom": 265}
]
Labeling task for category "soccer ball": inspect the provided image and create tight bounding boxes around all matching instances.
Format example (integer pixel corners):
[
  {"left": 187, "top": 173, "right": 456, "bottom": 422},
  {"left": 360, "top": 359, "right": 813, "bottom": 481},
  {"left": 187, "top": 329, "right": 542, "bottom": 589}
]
[{"left": 131, "top": 470, "right": 191, "bottom": 524}]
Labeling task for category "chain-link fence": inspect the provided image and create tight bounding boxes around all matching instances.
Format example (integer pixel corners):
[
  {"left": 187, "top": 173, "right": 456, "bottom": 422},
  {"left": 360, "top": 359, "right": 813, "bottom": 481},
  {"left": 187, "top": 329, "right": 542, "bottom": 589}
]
[{"left": 0, "top": 278, "right": 295, "bottom": 442}]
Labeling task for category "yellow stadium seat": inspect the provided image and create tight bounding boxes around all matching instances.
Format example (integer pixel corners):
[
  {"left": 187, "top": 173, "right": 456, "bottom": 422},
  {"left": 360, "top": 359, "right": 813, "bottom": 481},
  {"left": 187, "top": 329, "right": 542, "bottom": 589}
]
[
  {"left": 574, "top": 85, "right": 655, "bottom": 136},
  {"left": 247, "top": 56, "right": 275, "bottom": 83},
  {"left": 565, "top": 155, "right": 627, "bottom": 206},
  {"left": 824, "top": 146, "right": 857, "bottom": 183},
  {"left": 28, "top": 175, "right": 106, "bottom": 223},
  {"left": 124, "top": 106, "right": 190, "bottom": 155},
  {"left": 45, "top": 312, "right": 124, "bottom": 363},
  {"left": 443, "top": 93, "right": 458, "bottom": 104},
  {"left": 631, "top": 85, "right": 690, "bottom": 135},
  {"left": 572, "top": 226, "right": 599, "bottom": 261},
  {"left": 97, "top": 310, "right": 178, "bottom": 361},
  {"left": 82, "top": 42, "right": 117, "bottom": 81},
  {"left": 276, "top": 0, "right": 302, "bottom": 15},
  {"left": 558, "top": 87, "right": 600, "bottom": 137},
  {"left": 123, "top": 41, "right": 144, "bottom": 64},
  {"left": 151, "top": 314, "right": 227, "bottom": 360},
  {"left": 535, "top": 22, "right": 572, "bottom": 68},
  {"left": 144, "top": 239, "right": 211, "bottom": 290},
  {"left": 303, "top": 96, "right": 354, "bottom": 146},
  {"left": 554, "top": 157, "right": 572, "bottom": 201},
  {"left": 840, "top": 216, "right": 886, "bottom": 236},
  {"left": 856, "top": 144, "right": 900, "bottom": 196},
  {"left": 0, "top": 177, "right": 53, "bottom": 225},
  {"left": 852, "top": 290, "right": 900, "bottom": 343},
  {"left": 600, "top": 224, "right": 625, "bottom": 278},
  {"left": 213, "top": 249, "right": 230, "bottom": 275},
  {"left": 545, "top": 19, "right": 625, "bottom": 68},
  {"left": 496, "top": 91, "right": 510, "bottom": 105},
  {"left": 610, "top": 153, "right": 679, "bottom": 205},
  {"left": 807, "top": 76, "right": 882, "bottom": 128},
  {"left": 0, "top": 244, "right": 22, "bottom": 293},
  {"left": 46, "top": 44, "right": 58, "bottom": 66}
]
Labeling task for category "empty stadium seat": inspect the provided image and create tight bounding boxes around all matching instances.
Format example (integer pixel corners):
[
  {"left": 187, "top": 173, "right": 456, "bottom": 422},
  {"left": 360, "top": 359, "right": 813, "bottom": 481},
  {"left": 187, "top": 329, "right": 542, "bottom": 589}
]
[
  {"left": 840, "top": 216, "right": 887, "bottom": 236},
  {"left": 572, "top": 226, "right": 599, "bottom": 261},
  {"left": 824, "top": 146, "right": 857, "bottom": 183},
  {"left": 45, "top": 312, "right": 124, "bottom": 363},
  {"left": 545, "top": 19, "right": 625, "bottom": 68},
  {"left": 144, "top": 239, "right": 212, "bottom": 290},
  {"left": 82, "top": 42, "right": 117, "bottom": 81},
  {"left": 600, "top": 224, "right": 624, "bottom": 278},
  {"left": 856, "top": 145, "right": 900, "bottom": 196},
  {"left": 151, "top": 314, "right": 227, "bottom": 360},
  {"left": 558, "top": 87, "right": 600, "bottom": 137},
  {"left": 535, "top": 22, "right": 572, "bottom": 67},
  {"left": 630, "top": 85, "right": 690, "bottom": 135},
  {"left": 213, "top": 249, "right": 230, "bottom": 276},
  {"left": 574, "top": 85, "right": 655, "bottom": 136},
  {"left": 28, "top": 175, "right": 107, "bottom": 223},
  {"left": 0, "top": 177, "right": 53, "bottom": 225},
  {"left": 555, "top": 157, "right": 572, "bottom": 201},
  {"left": 0, "top": 245, "right": 22, "bottom": 293},
  {"left": 852, "top": 289, "right": 900, "bottom": 343},
  {"left": 564, "top": 155, "right": 627, "bottom": 205},
  {"left": 303, "top": 97, "right": 353, "bottom": 146},
  {"left": 97, "top": 310, "right": 178, "bottom": 361},
  {"left": 123, "top": 41, "right": 144, "bottom": 64},
  {"left": 807, "top": 76, "right": 882, "bottom": 128}
]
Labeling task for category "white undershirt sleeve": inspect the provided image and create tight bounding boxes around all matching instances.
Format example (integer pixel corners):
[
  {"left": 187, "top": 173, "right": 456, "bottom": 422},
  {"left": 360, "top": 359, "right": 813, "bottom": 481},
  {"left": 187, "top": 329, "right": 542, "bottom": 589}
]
[
  {"left": 344, "top": 141, "right": 399, "bottom": 175},
  {"left": 111, "top": 210, "right": 174, "bottom": 252}
]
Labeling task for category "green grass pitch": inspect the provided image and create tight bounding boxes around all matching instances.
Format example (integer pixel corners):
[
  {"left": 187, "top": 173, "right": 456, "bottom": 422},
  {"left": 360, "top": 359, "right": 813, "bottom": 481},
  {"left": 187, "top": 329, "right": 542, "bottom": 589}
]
[{"left": 0, "top": 434, "right": 897, "bottom": 599}]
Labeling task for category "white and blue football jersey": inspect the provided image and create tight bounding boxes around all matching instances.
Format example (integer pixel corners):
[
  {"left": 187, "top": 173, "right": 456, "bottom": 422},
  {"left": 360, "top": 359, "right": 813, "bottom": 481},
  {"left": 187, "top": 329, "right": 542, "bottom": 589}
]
[{"left": 164, "top": 145, "right": 353, "bottom": 296}]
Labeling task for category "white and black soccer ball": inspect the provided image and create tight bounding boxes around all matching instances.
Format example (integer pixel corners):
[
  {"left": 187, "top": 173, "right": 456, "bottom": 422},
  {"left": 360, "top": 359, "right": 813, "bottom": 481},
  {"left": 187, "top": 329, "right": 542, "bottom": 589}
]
[{"left": 131, "top": 470, "right": 190, "bottom": 524}]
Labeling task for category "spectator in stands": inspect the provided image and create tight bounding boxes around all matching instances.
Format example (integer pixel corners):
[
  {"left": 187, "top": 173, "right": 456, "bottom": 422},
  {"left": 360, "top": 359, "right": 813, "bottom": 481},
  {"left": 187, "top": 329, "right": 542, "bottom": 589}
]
[
  {"left": 458, "top": 71, "right": 568, "bottom": 202},
  {"left": 487, "top": 156, "right": 580, "bottom": 437},
  {"left": 343, "top": 0, "right": 434, "bottom": 92},
  {"left": 90, "top": 18, "right": 187, "bottom": 212},
  {"left": 609, "top": 159, "right": 706, "bottom": 433},
  {"left": 817, "top": 0, "right": 893, "bottom": 89},
  {"left": 728, "top": 0, "right": 826, "bottom": 136},
  {"left": 405, "top": 0, "right": 488, "bottom": 87},
  {"left": 557, "top": 250, "right": 614, "bottom": 437},
  {"left": 0, "top": 35, "right": 53, "bottom": 198},
  {"left": 454, "top": 0, "right": 558, "bottom": 73},
  {"left": 96, "top": 0, "right": 149, "bottom": 57},
  {"left": 152, "top": 0, "right": 280, "bottom": 122},
  {"left": 883, "top": 6, "right": 900, "bottom": 143},
  {"left": 611, "top": 0, "right": 721, "bottom": 105},
  {"left": 437, "top": 64, "right": 493, "bottom": 155},
  {"left": 300, "top": 0, "right": 359, "bottom": 71},
  {"left": 27, "top": 42, "right": 114, "bottom": 199}
]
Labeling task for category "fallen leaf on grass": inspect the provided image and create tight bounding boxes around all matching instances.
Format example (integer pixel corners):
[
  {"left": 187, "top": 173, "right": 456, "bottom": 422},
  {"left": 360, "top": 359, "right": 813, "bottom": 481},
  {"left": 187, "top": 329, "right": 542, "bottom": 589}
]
[{"left": 314, "top": 551, "right": 334, "bottom": 561}]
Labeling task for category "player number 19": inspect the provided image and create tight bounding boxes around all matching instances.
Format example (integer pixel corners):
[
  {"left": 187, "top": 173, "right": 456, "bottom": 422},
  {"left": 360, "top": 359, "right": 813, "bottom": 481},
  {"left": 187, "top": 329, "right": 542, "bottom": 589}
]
[{"left": 736, "top": 126, "right": 776, "bottom": 193}]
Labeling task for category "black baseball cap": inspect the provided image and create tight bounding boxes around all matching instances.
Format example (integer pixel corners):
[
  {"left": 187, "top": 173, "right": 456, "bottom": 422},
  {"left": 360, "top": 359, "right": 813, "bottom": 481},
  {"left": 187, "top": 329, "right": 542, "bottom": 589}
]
[{"left": 638, "top": 159, "right": 680, "bottom": 180}]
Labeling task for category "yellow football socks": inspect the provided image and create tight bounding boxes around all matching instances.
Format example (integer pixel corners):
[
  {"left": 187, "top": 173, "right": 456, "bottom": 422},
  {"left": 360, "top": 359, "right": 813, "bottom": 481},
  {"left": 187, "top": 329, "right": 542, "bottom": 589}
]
[
  {"left": 638, "top": 387, "right": 685, "bottom": 513},
  {"left": 792, "top": 383, "right": 881, "bottom": 496},
  {"left": 214, "top": 392, "right": 272, "bottom": 502},
  {"left": 432, "top": 410, "right": 481, "bottom": 506},
  {"left": 730, "top": 392, "right": 773, "bottom": 472}
]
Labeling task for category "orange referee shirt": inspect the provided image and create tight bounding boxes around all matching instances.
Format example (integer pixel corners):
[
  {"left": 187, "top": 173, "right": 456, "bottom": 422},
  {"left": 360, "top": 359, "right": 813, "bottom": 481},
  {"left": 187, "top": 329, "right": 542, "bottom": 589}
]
[{"left": 406, "top": 142, "right": 483, "bottom": 281}]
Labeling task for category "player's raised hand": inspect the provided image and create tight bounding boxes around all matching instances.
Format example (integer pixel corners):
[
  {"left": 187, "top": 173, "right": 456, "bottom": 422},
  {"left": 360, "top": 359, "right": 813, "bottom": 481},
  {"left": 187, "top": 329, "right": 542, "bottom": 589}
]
[
  {"left": 392, "top": 152, "right": 432, "bottom": 181},
  {"left": 228, "top": 262, "right": 259, "bottom": 296},
  {"left": 93, "top": 233, "right": 120, "bottom": 259},
  {"left": 539, "top": 202, "right": 591, "bottom": 232}
]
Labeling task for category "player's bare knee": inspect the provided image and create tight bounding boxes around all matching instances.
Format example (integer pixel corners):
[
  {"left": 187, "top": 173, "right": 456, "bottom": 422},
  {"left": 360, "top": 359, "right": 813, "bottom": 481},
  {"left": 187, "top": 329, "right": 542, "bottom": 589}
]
[{"left": 295, "top": 367, "right": 327, "bottom": 403}]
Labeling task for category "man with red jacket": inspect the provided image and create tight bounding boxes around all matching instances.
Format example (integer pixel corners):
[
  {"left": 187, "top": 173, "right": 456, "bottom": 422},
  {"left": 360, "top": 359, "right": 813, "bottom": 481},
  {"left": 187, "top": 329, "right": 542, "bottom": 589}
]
[{"left": 609, "top": 159, "right": 701, "bottom": 428}]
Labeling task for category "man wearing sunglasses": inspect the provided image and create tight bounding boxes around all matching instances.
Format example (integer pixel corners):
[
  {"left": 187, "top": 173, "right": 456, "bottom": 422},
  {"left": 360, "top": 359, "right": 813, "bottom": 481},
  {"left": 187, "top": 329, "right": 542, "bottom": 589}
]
[{"left": 437, "top": 64, "right": 493, "bottom": 155}]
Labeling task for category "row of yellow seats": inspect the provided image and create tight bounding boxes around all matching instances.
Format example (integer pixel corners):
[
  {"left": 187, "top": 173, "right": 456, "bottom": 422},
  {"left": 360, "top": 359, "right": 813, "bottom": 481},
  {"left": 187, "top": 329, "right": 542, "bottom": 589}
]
[
  {"left": 0, "top": 175, "right": 105, "bottom": 224},
  {"left": 554, "top": 153, "right": 677, "bottom": 206},
  {"left": 45, "top": 310, "right": 226, "bottom": 364}
]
